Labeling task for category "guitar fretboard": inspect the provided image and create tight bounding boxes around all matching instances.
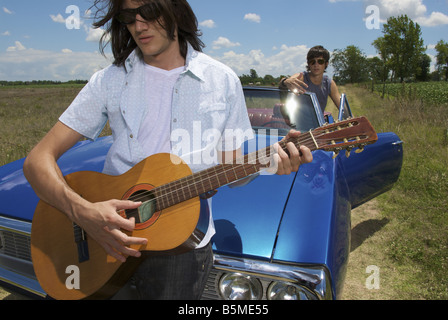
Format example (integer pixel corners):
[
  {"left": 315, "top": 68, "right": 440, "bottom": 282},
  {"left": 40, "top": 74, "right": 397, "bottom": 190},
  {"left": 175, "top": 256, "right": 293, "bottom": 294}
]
[{"left": 151, "top": 131, "right": 317, "bottom": 211}]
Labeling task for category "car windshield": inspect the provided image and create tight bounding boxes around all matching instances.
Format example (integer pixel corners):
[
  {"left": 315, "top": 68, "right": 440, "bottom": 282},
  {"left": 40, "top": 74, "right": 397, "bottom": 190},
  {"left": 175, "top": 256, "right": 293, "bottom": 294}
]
[{"left": 244, "top": 88, "right": 321, "bottom": 136}]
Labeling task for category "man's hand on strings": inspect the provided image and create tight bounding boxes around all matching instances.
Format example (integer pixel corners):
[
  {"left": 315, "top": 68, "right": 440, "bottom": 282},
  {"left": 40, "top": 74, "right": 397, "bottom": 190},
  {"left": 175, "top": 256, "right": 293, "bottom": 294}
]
[
  {"left": 71, "top": 199, "right": 148, "bottom": 263},
  {"left": 275, "top": 130, "right": 313, "bottom": 175}
]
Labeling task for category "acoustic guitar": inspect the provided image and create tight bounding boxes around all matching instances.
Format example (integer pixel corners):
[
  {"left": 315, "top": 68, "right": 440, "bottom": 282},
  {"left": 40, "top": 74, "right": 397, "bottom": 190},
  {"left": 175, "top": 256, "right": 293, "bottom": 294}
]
[{"left": 30, "top": 116, "right": 377, "bottom": 300}]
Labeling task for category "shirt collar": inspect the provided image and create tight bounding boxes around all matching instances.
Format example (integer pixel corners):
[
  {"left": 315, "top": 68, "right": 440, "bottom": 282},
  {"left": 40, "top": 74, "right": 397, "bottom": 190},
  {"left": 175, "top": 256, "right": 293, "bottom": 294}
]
[
  {"left": 184, "top": 43, "right": 205, "bottom": 82},
  {"left": 124, "top": 43, "right": 205, "bottom": 82}
]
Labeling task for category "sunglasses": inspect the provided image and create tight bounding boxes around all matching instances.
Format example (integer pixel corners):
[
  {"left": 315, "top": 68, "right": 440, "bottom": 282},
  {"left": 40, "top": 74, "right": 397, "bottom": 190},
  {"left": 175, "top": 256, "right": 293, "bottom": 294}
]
[
  {"left": 308, "top": 59, "right": 326, "bottom": 66},
  {"left": 116, "top": 3, "right": 161, "bottom": 25}
]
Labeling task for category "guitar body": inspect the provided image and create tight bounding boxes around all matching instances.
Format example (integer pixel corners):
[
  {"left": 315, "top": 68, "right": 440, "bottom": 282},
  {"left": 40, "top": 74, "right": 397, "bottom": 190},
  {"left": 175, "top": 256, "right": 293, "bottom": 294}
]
[{"left": 30, "top": 153, "right": 202, "bottom": 300}]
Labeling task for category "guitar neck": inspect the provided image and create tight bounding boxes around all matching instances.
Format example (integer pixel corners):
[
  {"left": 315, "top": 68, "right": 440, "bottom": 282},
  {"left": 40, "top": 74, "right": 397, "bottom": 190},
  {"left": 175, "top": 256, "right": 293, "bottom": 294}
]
[
  {"left": 138, "top": 116, "right": 377, "bottom": 212},
  {"left": 153, "top": 131, "right": 318, "bottom": 211}
]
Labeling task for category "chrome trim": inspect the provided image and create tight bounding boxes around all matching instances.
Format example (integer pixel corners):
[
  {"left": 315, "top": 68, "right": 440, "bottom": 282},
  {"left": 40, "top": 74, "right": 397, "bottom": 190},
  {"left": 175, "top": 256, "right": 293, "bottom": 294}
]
[
  {"left": 207, "top": 254, "right": 333, "bottom": 300},
  {"left": 0, "top": 216, "right": 32, "bottom": 236},
  {"left": 392, "top": 140, "right": 404, "bottom": 145},
  {"left": 0, "top": 265, "right": 46, "bottom": 298}
]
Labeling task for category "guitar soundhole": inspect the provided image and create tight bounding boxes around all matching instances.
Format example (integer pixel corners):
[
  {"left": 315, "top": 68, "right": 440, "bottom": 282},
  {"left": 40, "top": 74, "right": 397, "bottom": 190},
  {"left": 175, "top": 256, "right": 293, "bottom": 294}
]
[{"left": 122, "top": 184, "right": 160, "bottom": 230}]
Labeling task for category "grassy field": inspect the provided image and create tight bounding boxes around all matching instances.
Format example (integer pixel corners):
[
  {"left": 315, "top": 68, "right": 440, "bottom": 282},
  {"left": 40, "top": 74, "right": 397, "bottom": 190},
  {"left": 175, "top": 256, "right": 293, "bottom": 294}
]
[
  {"left": 0, "top": 86, "right": 82, "bottom": 166},
  {"left": 366, "top": 81, "right": 448, "bottom": 105},
  {"left": 0, "top": 84, "right": 447, "bottom": 300},
  {"left": 338, "top": 85, "right": 448, "bottom": 299}
]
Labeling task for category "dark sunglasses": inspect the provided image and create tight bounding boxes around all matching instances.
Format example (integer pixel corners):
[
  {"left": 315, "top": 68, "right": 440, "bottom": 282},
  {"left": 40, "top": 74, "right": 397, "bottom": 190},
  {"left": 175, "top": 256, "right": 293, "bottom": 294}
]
[
  {"left": 116, "top": 3, "right": 161, "bottom": 25},
  {"left": 308, "top": 59, "right": 326, "bottom": 66}
]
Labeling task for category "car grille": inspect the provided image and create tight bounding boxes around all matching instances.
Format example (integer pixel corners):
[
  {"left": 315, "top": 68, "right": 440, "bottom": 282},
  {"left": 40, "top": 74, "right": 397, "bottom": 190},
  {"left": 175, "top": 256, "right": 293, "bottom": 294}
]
[
  {"left": 201, "top": 269, "right": 221, "bottom": 300},
  {"left": 0, "top": 230, "right": 32, "bottom": 261}
]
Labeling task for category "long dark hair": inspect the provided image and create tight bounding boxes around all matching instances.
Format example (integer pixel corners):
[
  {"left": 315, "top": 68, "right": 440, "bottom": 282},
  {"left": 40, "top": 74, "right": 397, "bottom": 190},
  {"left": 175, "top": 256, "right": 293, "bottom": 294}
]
[{"left": 91, "top": 0, "right": 205, "bottom": 66}]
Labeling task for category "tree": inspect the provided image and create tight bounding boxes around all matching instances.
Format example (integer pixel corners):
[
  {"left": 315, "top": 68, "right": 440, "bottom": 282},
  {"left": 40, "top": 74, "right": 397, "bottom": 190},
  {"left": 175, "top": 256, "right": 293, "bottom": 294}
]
[
  {"left": 372, "top": 37, "right": 392, "bottom": 97},
  {"left": 376, "top": 15, "right": 426, "bottom": 82},
  {"left": 331, "top": 45, "right": 369, "bottom": 84},
  {"left": 249, "top": 69, "right": 257, "bottom": 78},
  {"left": 415, "top": 54, "right": 431, "bottom": 82},
  {"left": 435, "top": 40, "right": 448, "bottom": 81}
]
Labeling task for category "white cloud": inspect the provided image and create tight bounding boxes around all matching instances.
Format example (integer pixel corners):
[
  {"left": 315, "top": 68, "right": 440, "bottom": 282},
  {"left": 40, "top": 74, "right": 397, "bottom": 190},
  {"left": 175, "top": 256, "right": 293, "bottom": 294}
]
[
  {"left": 50, "top": 13, "right": 66, "bottom": 24},
  {"left": 0, "top": 48, "right": 112, "bottom": 81},
  {"left": 50, "top": 11, "right": 109, "bottom": 43},
  {"left": 85, "top": 26, "right": 107, "bottom": 42},
  {"left": 415, "top": 11, "right": 448, "bottom": 27},
  {"left": 366, "top": 0, "right": 448, "bottom": 26},
  {"left": 212, "top": 44, "right": 310, "bottom": 77},
  {"left": 212, "top": 37, "right": 241, "bottom": 50},
  {"left": 199, "top": 19, "right": 216, "bottom": 28},
  {"left": 6, "top": 41, "right": 26, "bottom": 52},
  {"left": 244, "top": 13, "right": 261, "bottom": 23},
  {"left": 3, "top": 7, "right": 13, "bottom": 14},
  {"left": 1, "top": 31, "right": 11, "bottom": 36}
]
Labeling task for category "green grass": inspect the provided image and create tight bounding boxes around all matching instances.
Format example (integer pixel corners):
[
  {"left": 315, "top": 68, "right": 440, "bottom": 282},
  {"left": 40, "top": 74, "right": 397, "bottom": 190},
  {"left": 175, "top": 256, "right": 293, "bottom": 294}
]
[
  {"left": 341, "top": 84, "right": 448, "bottom": 299},
  {"left": 366, "top": 81, "right": 448, "bottom": 105},
  {"left": 0, "top": 86, "right": 83, "bottom": 166}
]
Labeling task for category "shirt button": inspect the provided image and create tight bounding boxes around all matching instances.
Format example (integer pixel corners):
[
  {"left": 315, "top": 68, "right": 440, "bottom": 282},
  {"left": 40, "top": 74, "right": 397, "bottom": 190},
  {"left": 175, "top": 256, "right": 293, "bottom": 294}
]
[
  {"left": 173, "top": 118, "right": 177, "bottom": 123},
  {"left": 130, "top": 134, "right": 134, "bottom": 139}
]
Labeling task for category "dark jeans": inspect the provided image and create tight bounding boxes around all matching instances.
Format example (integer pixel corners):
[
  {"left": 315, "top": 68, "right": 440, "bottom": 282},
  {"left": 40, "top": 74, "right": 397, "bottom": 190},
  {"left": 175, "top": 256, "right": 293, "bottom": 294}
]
[{"left": 133, "top": 243, "right": 213, "bottom": 300}]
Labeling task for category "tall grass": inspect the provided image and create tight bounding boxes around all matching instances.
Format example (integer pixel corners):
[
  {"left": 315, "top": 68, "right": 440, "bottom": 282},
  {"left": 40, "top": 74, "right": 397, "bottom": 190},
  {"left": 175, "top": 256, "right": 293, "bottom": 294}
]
[
  {"left": 366, "top": 81, "right": 448, "bottom": 105},
  {"left": 0, "top": 87, "right": 83, "bottom": 166},
  {"left": 0, "top": 86, "right": 112, "bottom": 167},
  {"left": 343, "top": 85, "right": 448, "bottom": 299}
]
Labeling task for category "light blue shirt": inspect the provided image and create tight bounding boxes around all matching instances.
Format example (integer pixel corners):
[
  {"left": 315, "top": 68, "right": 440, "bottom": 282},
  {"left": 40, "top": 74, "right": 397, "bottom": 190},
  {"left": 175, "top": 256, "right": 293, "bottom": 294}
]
[
  {"left": 59, "top": 44, "right": 254, "bottom": 248},
  {"left": 60, "top": 44, "right": 253, "bottom": 176}
]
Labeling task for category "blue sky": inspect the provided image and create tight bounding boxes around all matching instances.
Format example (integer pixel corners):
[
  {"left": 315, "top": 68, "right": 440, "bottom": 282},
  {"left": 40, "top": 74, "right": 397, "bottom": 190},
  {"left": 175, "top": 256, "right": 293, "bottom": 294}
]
[{"left": 1, "top": 0, "right": 447, "bottom": 81}]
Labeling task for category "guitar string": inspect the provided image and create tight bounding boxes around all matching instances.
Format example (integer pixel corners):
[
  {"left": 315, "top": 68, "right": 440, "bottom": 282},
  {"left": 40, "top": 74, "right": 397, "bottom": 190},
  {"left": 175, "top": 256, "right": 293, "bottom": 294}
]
[
  {"left": 118, "top": 119, "right": 368, "bottom": 211},
  {"left": 123, "top": 132, "right": 362, "bottom": 209},
  {"left": 118, "top": 137, "right": 314, "bottom": 217},
  {"left": 124, "top": 130, "right": 364, "bottom": 209},
  {"left": 121, "top": 131, "right": 339, "bottom": 209}
]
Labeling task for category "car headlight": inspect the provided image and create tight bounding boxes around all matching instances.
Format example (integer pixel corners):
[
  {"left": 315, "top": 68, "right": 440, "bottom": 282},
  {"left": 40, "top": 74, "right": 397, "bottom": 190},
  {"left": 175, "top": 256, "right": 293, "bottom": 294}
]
[
  {"left": 219, "top": 273, "right": 263, "bottom": 300},
  {"left": 267, "top": 281, "right": 316, "bottom": 300},
  {"left": 201, "top": 254, "right": 333, "bottom": 300}
]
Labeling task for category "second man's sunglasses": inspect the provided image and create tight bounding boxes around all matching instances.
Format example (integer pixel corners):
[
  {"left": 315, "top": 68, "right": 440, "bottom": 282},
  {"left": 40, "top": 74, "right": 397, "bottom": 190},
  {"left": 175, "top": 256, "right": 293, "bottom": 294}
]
[{"left": 308, "top": 59, "right": 326, "bottom": 66}]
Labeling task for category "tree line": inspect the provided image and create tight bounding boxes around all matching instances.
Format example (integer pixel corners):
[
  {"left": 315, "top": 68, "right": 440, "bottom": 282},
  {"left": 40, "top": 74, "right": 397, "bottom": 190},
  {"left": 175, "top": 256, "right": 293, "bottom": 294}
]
[
  {"left": 0, "top": 80, "right": 88, "bottom": 86},
  {"left": 331, "top": 15, "right": 448, "bottom": 88},
  {"left": 239, "top": 69, "right": 286, "bottom": 87},
  {"left": 239, "top": 14, "right": 448, "bottom": 91}
]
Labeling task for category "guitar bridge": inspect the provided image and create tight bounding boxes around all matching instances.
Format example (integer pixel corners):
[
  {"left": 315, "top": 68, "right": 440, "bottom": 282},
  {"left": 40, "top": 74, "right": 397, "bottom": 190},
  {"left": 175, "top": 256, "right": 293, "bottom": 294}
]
[{"left": 73, "top": 223, "right": 90, "bottom": 263}]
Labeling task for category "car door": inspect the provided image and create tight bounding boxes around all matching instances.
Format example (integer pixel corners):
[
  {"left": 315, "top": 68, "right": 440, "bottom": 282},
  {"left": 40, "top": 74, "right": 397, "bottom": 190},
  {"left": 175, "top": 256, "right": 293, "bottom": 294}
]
[{"left": 337, "top": 94, "right": 403, "bottom": 208}]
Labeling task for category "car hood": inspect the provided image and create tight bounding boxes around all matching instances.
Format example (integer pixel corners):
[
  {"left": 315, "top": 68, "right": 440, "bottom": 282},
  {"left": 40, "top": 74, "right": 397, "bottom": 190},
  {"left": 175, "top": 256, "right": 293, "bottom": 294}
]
[
  {"left": 0, "top": 138, "right": 111, "bottom": 221},
  {"left": 211, "top": 172, "right": 297, "bottom": 260},
  {"left": 210, "top": 150, "right": 339, "bottom": 263}
]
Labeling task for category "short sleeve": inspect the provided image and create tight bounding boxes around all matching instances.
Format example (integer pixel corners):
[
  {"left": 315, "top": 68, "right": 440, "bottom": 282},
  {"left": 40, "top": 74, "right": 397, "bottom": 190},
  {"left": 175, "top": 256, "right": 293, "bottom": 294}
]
[
  {"left": 59, "top": 70, "right": 108, "bottom": 140},
  {"left": 218, "top": 77, "right": 254, "bottom": 152}
]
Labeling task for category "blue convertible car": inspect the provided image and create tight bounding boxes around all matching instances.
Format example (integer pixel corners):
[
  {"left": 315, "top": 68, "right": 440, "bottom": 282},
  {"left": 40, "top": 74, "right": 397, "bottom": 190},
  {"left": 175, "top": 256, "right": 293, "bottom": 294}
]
[{"left": 0, "top": 87, "right": 403, "bottom": 300}]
